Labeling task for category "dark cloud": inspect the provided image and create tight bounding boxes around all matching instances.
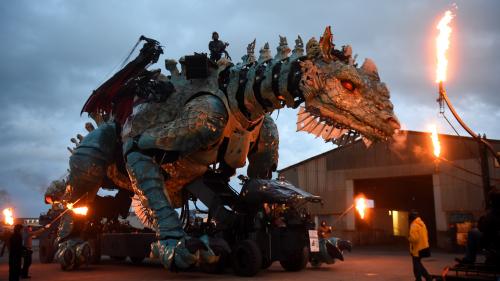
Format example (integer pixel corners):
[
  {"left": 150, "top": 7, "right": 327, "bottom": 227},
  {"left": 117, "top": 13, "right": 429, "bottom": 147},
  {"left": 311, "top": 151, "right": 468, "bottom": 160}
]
[{"left": 0, "top": 0, "right": 499, "bottom": 216}]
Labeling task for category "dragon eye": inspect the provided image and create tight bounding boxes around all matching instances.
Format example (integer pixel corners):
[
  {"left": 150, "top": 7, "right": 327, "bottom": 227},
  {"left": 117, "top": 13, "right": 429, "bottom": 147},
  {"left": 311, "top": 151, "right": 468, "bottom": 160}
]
[{"left": 341, "top": 80, "right": 355, "bottom": 91}]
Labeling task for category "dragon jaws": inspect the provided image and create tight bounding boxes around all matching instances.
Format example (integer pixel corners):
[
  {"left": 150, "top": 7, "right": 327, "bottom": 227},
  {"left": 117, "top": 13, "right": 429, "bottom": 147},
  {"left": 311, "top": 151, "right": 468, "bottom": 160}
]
[{"left": 296, "top": 106, "right": 397, "bottom": 147}]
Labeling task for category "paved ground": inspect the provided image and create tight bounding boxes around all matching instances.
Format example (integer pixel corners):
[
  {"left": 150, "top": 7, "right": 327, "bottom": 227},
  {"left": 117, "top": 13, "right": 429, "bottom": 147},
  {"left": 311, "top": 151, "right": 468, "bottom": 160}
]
[{"left": 0, "top": 246, "right": 458, "bottom": 281}]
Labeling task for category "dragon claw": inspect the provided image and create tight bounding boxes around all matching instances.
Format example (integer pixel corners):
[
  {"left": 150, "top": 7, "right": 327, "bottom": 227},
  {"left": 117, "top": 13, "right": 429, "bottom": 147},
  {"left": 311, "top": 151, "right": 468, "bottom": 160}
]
[
  {"left": 151, "top": 239, "right": 198, "bottom": 270},
  {"left": 198, "top": 235, "right": 220, "bottom": 265}
]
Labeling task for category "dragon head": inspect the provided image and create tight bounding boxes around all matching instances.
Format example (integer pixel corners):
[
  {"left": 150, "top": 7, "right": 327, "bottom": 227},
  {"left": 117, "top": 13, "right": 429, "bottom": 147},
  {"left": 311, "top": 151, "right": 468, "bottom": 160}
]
[{"left": 296, "top": 27, "right": 400, "bottom": 146}]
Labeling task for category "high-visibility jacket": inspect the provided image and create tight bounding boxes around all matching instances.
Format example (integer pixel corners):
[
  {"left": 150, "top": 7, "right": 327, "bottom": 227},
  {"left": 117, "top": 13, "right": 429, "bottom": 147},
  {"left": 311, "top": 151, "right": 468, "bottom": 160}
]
[{"left": 408, "top": 217, "right": 429, "bottom": 257}]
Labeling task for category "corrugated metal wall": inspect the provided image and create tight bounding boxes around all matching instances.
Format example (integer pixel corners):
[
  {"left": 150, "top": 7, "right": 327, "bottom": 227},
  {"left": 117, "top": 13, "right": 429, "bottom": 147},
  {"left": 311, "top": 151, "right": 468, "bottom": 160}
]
[{"left": 279, "top": 131, "right": 500, "bottom": 231}]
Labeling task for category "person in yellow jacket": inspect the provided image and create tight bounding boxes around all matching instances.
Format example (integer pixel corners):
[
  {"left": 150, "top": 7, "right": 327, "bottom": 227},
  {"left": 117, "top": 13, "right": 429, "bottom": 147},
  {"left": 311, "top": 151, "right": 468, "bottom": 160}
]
[{"left": 408, "top": 210, "right": 431, "bottom": 281}]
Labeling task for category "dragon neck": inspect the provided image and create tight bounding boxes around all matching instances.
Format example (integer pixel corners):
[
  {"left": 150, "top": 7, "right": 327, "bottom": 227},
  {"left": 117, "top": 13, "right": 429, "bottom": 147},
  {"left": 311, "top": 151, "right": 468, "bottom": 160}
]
[{"left": 223, "top": 56, "right": 306, "bottom": 125}]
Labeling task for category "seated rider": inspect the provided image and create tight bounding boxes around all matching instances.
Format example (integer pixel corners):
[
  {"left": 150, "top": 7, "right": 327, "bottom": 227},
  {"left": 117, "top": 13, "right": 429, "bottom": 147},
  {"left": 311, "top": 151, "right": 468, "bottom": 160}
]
[
  {"left": 457, "top": 187, "right": 500, "bottom": 265},
  {"left": 208, "top": 32, "right": 231, "bottom": 62},
  {"left": 318, "top": 220, "right": 332, "bottom": 239}
]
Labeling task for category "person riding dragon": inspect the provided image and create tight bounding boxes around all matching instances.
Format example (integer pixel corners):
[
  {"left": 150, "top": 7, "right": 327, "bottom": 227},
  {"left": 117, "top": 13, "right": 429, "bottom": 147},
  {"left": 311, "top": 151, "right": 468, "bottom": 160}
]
[{"left": 54, "top": 27, "right": 401, "bottom": 271}]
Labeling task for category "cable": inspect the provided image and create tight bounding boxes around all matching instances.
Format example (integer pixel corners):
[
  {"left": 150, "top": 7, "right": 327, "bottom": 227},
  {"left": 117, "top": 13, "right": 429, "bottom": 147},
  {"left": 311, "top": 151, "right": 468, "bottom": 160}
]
[
  {"left": 439, "top": 83, "right": 500, "bottom": 163},
  {"left": 441, "top": 112, "right": 460, "bottom": 136},
  {"left": 439, "top": 170, "right": 484, "bottom": 190},
  {"left": 440, "top": 112, "right": 482, "bottom": 166},
  {"left": 439, "top": 157, "right": 500, "bottom": 182}
]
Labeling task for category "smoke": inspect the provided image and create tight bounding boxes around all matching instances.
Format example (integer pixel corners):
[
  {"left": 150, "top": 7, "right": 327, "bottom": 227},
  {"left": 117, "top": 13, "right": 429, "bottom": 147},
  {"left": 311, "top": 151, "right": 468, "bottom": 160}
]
[
  {"left": 412, "top": 145, "right": 425, "bottom": 158},
  {"left": 389, "top": 129, "right": 408, "bottom": 160},
  {"left": 0, "top": 188, "right": 11, "bottom": 205}
]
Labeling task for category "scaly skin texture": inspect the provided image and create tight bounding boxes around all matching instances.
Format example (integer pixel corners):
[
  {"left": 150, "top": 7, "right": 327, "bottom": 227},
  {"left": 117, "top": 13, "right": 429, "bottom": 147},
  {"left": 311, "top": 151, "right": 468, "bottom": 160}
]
[{"left": 56, "top": 27, "right": 400, "bottom": 271}]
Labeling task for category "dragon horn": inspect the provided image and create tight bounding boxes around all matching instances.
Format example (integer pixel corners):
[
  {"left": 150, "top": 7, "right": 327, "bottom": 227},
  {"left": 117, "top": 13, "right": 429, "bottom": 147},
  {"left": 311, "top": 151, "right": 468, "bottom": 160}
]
[
  {"left": 248, "top": 39, "right": 256, "bottom": 54},
  {"left": 360, "top": 58, "right": 380, "bottom": 80},
  {"left": 319, "top": 26, "right": 335, "bottom": 61},
  {"left": 258, "top": 42, "right": 272, "bottom": 62},
  {"left": 292, "top": 35, "right": 304, "bottom": 58},
  {"left": 306, "top": 37, "right": 320, "bottom": 58}
]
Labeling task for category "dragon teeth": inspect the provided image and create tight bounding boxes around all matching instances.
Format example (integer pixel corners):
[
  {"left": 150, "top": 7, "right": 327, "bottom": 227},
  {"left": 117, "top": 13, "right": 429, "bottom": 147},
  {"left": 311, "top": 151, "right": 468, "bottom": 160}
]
[
  {"left": 297, "top": 112, "right": 312, "bottom": 124},
  {"left": 305, "top": 119, "right": 321, "bottom": 133},
  {"left": 329, "top": 128, "right": 343, "bottom": 139},
  {"left": 312, "top": 122, "right": 326, "bottom": 137},
  {"left": 321, "top": 125, "right": 333, "bottom": 140},
  {"left": 296, "top": 115, "right": 316, "bottom": 131},
  {"left": 362, "top": 137, "right": 373, "bottom": 148},
  {"left": 298, "top": 106, "right": 307, "bottom": 116}
]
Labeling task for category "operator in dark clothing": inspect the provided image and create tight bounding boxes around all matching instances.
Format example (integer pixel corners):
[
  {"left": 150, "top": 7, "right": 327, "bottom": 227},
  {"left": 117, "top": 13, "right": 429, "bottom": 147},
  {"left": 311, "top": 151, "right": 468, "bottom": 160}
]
[
  {"left": 9, "top": 224, "right": 23, "bottom": 281},
  {"left": 457, "top": 187, "right": 500, "bottom": 265},
  {"left": 208, "top": 32, "right": 231, "bottom": 62},
  {"left": 21, "top": 225, "right": 47, "bottom": 279}
]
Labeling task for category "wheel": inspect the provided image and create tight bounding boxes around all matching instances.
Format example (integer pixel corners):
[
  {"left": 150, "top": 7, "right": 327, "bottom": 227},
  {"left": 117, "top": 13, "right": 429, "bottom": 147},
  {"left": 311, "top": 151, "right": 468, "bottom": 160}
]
[
  {"left": 130, "top": 256, "right": 145, "bottom": 264},
  {"left": 280, "top": 246, "right": 309, "bottom": 272},
  {"left": 59, "top": 247, "right": 76, "bottom": 271},
  {"left": 232, "top": 240, "right": 262, "bottom": 277},
  {"left": 110, "top": 256, "right": 127, "bottom": 261}
]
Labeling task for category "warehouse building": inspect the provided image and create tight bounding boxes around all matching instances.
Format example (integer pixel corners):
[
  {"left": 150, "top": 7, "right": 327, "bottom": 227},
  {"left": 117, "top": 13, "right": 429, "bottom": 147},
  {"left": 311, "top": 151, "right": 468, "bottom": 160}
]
[{"left": 278, "top": 130, "right": 500, "bottom": 249}]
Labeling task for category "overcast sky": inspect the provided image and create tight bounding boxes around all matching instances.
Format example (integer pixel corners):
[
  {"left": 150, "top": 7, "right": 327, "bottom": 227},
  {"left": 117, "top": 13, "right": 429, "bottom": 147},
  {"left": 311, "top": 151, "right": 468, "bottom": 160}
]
[{"left": 1, "top": 0, "right": 499, "bottom": 217}]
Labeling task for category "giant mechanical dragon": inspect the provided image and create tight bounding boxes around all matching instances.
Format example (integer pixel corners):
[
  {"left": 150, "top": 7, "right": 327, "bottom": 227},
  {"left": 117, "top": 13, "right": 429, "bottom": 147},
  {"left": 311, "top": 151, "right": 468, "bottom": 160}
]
[{"left": 54, "top": 27, "right": 401, "bottom": 270}]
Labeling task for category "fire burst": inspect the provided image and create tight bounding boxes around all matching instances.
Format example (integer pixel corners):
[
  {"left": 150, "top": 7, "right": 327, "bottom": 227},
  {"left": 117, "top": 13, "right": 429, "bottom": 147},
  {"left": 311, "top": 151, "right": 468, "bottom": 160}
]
[
  {"left": 436, "top": 10, "right": 454, "bottom": 83},
  {"left": 2, "top": 208, "right": 14, "bottom": 225},
  {"left": 355, "top": 196, "right": 367, "bottom": 219},
  {"left": 430, "top": 124, "right": 441, "bottom": 158},
  {"left": 67, "top": 203, "right": 88, "bottom": 216}
]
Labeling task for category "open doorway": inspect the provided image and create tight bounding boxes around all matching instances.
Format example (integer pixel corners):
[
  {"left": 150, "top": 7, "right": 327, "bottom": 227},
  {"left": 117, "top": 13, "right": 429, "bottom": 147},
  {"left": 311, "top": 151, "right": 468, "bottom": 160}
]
[{"left": 354, "top": 175, "right": 436, "bottom": 245}]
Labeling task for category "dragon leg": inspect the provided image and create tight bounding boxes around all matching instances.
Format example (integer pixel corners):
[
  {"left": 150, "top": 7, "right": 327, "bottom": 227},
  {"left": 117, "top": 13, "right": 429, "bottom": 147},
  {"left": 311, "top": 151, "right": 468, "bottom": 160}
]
[
  {"left": 247, "top": 114, "right": 279, "bottom": 179},
  {"left": 122, "top": 94, "right": 229, "bottom": 269},
  {"left": 125, "top": 151, "right": 197, "bottom": 269},
  {"left": 55, "top": 122, "right": 117, "bottom": 270}
]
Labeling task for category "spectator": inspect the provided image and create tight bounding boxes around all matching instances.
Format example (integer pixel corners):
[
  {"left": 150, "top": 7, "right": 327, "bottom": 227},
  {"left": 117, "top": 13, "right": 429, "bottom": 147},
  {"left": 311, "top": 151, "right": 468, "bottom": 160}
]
[
  {"left": 9, "top": 224, "right": 23, "bottom": 281},
  {"left": 408, "top": 210, "right": 431, "bottom": 281}
]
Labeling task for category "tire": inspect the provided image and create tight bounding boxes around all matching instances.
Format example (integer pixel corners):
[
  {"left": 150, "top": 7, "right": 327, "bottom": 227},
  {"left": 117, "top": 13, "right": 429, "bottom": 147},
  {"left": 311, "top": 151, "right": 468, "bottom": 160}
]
[
  {"left": 280, "top": 246, "right": 309, "bottom": 272},
  {"left": 130, "top": 256, "right": 145, "bottom": 264},
  {"left": 232, "top": 240, "right": 262, "bottom": 277},
  {"left": 59, "top": 247, "right": 76, "bottom": 271}
]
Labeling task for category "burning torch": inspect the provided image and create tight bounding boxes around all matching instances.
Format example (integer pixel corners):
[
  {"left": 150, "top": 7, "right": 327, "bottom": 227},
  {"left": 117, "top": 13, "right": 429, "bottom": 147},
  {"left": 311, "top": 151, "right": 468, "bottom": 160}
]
[
  {"left": 332, "top": 195, "right": 373, "bottom": 226},
  {"left": 435, "top": 10, "right": 499, "bottom": 163},
  {"left": 2, "top": 208, "right": 14, "bottom": 226},
  {"left": 434, "top": 10, "right": 500, "bottom": 206}
]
